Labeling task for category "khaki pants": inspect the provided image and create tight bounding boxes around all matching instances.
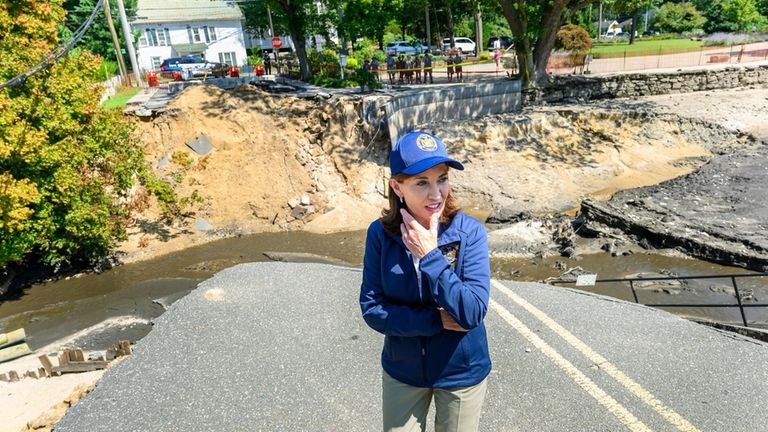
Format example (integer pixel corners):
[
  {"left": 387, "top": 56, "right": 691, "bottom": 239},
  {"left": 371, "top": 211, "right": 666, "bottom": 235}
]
[{"left": 382, "top": 371, "right": 488, "bottom": 432}]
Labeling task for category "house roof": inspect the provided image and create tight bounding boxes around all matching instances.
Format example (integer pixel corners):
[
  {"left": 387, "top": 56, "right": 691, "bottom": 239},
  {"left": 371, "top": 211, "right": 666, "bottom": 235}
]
[
  {"left": 594, "top": 20, "right": 620, "bottom": 31},
  {"left": 133, "top": 0, "right": 243, "bottom": 25}
]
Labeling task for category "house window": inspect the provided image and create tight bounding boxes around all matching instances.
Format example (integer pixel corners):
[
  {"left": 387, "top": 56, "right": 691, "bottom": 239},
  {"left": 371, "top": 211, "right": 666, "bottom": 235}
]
[
  {"left": 151, "top": 56, "right": 162, "bottom": 69},
  {"left": 218, "top": 51, "right": 237, "bottom": 66},
  {"left": 187, "top": 26, "right": 217, "bottom": 44},
  {"left": 142, "top": 28, "right": 171, "bottom": 47},
  {"left": 191, "top": 27, "right": 202, "bottom": 43}
]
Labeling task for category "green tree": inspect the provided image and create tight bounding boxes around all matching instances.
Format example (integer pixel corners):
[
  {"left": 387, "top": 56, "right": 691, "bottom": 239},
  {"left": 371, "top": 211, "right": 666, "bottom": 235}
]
[
  {"left": 695, "top": 0, "right": 766, "bottom": 32},
  {"left": 340, "top": 0, "right": 393, "bottom": 48},
  {"left": 498, "top": 0, "right": 593, "bottom": 88},
  {"left": 759, "top": 0, "right": 768, "bottom": 16},
  {"left": 653, "top": 2, "right": 706, "bottom": 33},
  {"left": 721, "top": 0, "right": 766, "bottom": 31},
  {"left": 242, "top": 0, "right": 340, "bottom": 80},
  {"left": 61, "top": 0, "right": 137, "bottom": 60},
  {"left": 1, "top": 0, "right": 147, "bottom": 267},
  {"left": 611, "top": 0, "right": 660, "bottom": 43}
]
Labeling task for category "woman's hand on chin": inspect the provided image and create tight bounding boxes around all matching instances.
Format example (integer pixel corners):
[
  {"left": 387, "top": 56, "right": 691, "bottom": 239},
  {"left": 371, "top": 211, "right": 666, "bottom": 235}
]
[{"left": 400, "top": 209, "right": 438, "bottom": 259}]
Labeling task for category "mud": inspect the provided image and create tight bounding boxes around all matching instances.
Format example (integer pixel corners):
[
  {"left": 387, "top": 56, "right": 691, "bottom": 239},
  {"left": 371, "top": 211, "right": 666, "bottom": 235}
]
[{"left": 580, "top": 144, "right": 768, "bottom": 272}]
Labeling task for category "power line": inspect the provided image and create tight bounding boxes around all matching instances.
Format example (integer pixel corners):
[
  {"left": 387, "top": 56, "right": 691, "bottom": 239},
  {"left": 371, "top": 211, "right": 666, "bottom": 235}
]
[{"left": 0, "top": 0, "right": 104, "bottom": 89}]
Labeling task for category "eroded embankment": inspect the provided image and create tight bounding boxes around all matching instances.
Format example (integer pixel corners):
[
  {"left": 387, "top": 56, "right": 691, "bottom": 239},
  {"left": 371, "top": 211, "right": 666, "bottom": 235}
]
[
  {"left": 124, "top": 84, "right": 755, "bottom": 263},
  {"left": 581, "top": 145, "right": 768, "bottom": 272}
]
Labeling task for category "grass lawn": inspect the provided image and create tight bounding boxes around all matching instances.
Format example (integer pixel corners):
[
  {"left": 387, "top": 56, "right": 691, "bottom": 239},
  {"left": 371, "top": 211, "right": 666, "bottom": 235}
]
[
  {"left": 102, "top": 86, "right": 141, "bottom": 109},
  {"left": 590, "top": 38, "right": 705, "bottom": 58}
]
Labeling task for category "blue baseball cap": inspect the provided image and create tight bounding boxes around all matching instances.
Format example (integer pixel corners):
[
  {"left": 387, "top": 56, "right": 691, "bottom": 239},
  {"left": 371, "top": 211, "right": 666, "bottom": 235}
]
[{"left": 390, "top": 131, "right": 464, "bottom": 175}]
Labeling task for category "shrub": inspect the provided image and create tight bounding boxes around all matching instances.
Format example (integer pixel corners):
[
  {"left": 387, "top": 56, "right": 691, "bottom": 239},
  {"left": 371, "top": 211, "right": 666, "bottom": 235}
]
[
  {"left": 703, "top": 32, "right": 753, "bottom": 46},
  {"left": 556, "top": 24, "right": 592, "bottom": 52},
  {"left": 345, "top": 57, "right": 359, "bottom": 69},
  {"left": 351, "top": 67, "right": 381, "bottom": 92}
]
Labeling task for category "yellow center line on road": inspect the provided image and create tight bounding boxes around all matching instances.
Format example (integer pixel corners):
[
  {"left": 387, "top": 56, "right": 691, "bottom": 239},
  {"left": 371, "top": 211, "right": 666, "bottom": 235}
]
[
  {"left": 489, "top": 298, "right": 653, "bottom": 432},
  {"left": 491, "top": 280, "right": 701, "bottom": 432}
]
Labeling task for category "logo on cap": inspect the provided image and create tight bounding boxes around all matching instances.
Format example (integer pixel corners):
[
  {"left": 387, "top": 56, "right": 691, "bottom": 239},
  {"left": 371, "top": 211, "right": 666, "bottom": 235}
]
[{"left": 416, "top": 134, "right": 438, "bottom": 152}]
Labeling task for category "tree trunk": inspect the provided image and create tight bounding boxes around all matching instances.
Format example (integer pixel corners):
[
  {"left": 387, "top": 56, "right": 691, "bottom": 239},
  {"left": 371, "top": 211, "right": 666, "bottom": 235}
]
[
  {"left": 280, "top": 1, "right": 312, "bottom": 81},
  {"left": 293, "top": 34, "right": 312, "bottom": 80},
  {"left": 447, "top": 6, "right": 455, "bottom": 49},
  {"left": 629, "top": 9, "right": 638, "bottom": 45},
  {"left": 500, "top": 0, "right": 592, "bottom": 88},
  {"left": 475, "top": 2, "right": 483, "bottom": 56}
]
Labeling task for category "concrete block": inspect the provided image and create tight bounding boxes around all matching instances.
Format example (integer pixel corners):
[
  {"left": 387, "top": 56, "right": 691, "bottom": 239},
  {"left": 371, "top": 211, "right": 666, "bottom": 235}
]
[{"left": 186, "top": 135, "right": 214, "bottom": 156}]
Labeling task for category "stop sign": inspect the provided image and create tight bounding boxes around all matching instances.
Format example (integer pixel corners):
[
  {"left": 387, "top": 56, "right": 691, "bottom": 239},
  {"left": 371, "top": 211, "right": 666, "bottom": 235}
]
[{"left": 271, "top": 37, "right": 282, "bottom": 49}]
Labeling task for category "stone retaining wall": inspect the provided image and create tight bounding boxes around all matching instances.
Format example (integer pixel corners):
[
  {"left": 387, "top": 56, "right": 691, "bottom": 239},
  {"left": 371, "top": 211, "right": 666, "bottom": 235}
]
[{"left": 543, "top": 64, "right": 768, "bottom": 103}]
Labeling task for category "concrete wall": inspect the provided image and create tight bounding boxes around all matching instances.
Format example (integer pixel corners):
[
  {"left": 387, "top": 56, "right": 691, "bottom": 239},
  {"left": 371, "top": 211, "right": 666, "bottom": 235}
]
[
  {"left": 543, "top": 63, "right": 768, "bottom": 103},
  {"left": 386, "top": 81, "right": 522, "bottom": 145}
]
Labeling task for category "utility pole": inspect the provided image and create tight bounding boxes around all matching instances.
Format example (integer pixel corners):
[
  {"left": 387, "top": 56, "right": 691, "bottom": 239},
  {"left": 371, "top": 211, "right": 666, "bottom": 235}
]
[
  {"left": 425, "top": 6, "right": 431, "bottom": 52},
  {"left": 267, "top": 5, "right": 280, "bottom": 74},
  {"left": 475, "top": 2, "right": 482, "bottom": 56},
  {"left": 115, "top": 0, "right": 143, "bottom": 87},
  {"left": 103, "top": 0, "right": 128, "bottom": 86},
  {"left": 598, "top": 2, "right": 603, "bottom": 40}
]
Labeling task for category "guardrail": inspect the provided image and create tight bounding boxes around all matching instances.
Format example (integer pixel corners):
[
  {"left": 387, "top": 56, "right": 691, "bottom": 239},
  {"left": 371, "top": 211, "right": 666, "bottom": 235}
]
[{"left": 549, "top": 273, "right": 768, "bottom": 328}]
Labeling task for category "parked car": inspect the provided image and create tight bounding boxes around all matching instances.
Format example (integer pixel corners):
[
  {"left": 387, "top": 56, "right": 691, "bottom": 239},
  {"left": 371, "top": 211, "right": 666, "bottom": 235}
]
[
  {"left": 385, "top": 40, "right": 427, "bottom": 56},
  {"left": 160, "top": 56, "right": 229, "bottom": 77},
  {"left": 487, "top": 36, "right": 514, "bottom": 51},
  {"left": 441, "top": 37, "right": 476, "bottom": 56}
]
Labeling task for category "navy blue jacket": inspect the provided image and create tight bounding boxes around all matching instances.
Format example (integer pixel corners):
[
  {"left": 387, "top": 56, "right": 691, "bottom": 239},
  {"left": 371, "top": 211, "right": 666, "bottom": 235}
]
[{"left": 360, "top": 211, "right": 492, "bottom": 388}]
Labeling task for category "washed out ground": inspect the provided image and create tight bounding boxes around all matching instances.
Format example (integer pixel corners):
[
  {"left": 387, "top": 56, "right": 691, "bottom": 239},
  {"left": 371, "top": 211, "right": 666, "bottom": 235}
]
[{"left": 3, "top": 85, "right": 768, "bottom": 432}]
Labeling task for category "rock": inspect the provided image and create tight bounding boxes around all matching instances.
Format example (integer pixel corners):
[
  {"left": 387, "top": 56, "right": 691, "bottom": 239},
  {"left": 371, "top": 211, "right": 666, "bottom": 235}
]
[
  {"left": 291, "top": 205, "right": 311, "bottom": 220},
  {"left": 193, "top": 218, "right": 213, "bottom": 232},
  {"left": 561, "top": 246, "right": 577, "bottom": 258},
  {"left": 300, "top": 195, "right": 311, "bottom": 206},
  {"left": 287, "top": 198, "right": 300, "bottom": 209}
]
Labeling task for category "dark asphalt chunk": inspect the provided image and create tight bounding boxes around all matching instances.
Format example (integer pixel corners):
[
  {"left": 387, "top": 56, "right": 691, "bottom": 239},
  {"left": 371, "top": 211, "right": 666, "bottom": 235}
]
[
  {"left": 56, "top": 263, "right": 768, "bottom": 431},
  {"left": 582, "top": 147, "right": 768, "bottom": 272}
]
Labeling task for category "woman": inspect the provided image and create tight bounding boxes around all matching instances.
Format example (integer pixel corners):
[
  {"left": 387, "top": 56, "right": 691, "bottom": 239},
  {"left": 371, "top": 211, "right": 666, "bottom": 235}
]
[{"left": 360, "top": 131, "right": 492, "bottom": 432}]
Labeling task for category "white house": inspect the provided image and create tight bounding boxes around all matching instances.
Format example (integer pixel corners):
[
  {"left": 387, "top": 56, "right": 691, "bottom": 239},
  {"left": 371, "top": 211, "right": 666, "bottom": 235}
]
[
  {"left": 132, "top": 0, "right": 248, "bottom": 71},
  {"left": 595, "top": 20, "right": 623, "bottom": 37}
]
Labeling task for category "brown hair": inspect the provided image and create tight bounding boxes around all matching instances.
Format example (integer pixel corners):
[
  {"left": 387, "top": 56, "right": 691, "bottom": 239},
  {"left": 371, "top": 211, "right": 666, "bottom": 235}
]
[{"left": 380, "top": 172, "right": 461, "bottom": 236}]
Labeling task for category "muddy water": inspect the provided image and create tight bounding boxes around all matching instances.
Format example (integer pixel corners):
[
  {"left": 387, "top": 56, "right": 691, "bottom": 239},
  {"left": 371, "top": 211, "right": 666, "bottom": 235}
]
[
  {"left": 2, "top": 229, "right": 767, "bottom": 350},
  {"left": 0, "top": 231, "right": 365, "bottom": 350}
]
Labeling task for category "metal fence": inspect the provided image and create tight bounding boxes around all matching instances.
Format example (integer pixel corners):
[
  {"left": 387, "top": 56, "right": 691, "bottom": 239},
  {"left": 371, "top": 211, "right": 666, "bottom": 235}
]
[
  {"left": 547, "top": 41, "right": 768, "bottom": 75},
  {"left": 549, "top": 273, "right": 768, "bottom": 328}
]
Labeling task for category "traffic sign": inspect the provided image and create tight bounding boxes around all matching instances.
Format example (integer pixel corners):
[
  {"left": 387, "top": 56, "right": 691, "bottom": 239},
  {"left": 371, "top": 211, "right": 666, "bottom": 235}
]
[{"left": 271, "top": 37, "right": 282, "bottom": 49}]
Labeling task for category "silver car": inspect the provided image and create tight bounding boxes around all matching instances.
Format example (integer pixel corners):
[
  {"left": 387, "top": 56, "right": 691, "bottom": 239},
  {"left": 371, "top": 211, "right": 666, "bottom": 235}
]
[{"left": 385, "top": 40, "right": 427, "bottom": 56}]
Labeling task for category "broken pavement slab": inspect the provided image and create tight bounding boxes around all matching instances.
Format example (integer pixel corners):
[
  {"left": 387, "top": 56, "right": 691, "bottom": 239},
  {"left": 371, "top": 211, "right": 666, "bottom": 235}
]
[
  {"left": 185, "top": 135, "right": 215, "bottom": 156},
  {"left": 581, "top": 147, "right": 768, "bottom": 272},
  {"left": 55, "top": 262, "right": 768, "bottom": 431}
]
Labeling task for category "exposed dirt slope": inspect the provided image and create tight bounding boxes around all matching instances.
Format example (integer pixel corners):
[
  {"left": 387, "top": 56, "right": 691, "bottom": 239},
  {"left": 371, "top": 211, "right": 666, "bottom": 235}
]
[
  {"left": 120, "top": 85, "right": 389, "bottom": 262},
  {"left": 119, "top": 85, "right": 754, "bottom": 264}
]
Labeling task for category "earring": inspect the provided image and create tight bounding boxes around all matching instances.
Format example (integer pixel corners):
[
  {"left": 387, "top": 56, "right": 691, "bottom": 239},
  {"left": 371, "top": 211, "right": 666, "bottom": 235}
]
[{"left": 399, "top": 195, "right": 404, "bottom": 204}]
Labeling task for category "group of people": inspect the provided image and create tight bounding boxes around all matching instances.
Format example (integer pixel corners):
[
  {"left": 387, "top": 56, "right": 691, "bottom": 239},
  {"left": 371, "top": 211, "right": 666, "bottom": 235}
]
[
  {"left": 377, "top": 53, "right": 435, "bottom": 85},
  {"left": 444, "top": 49, "right": 464, "bottom": 82},
  {"left": 367, "top": 50, "right": 468, "bottom": 86}
]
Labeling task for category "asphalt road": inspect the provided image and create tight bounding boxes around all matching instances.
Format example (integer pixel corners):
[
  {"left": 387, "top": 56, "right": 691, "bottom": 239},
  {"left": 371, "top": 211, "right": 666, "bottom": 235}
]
[{"left": 55, "top": 262, "right": 768, "bottom": 431}]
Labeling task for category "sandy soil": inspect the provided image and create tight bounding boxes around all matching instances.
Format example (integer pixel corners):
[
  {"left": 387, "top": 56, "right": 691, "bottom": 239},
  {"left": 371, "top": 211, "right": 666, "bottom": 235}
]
[
  {"left": 6, "top": 86, "right": 767, "bottom": 432},
  {"left": 116, "top": 85, "right": 765, "bottom": 266}
]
